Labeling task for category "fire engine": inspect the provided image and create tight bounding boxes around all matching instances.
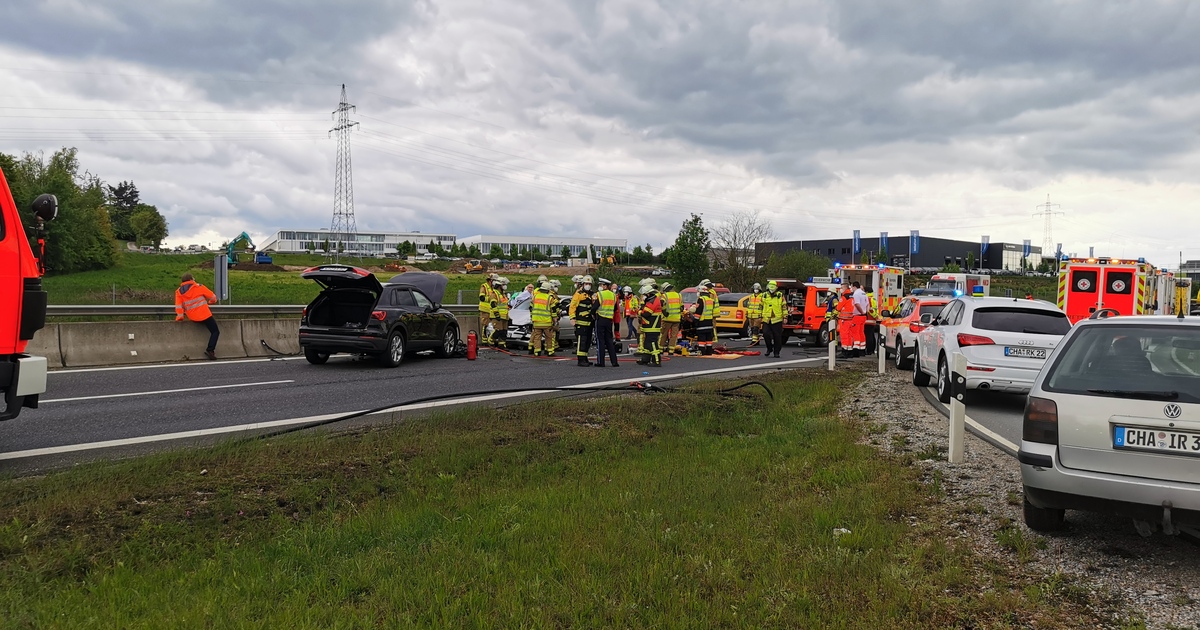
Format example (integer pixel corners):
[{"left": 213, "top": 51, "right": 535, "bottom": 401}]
[
  {"left": 1056, "top": 257, "right": 1183, "bottom": 324},
  {"left": 829, "top": 263, "right": 907, "bottom": 319},
  {"left": 768, "top": 278, "right": 838, "bottom": 345},
  {"left": 0, "top": 167, "right": 56, "bottom": 420}
]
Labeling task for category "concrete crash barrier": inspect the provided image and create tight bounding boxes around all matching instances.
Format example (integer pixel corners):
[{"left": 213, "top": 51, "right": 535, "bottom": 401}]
[
  {"left": 58, "top": 320, "right": 247, "bottom": 367},
  {"left": 242, "top": 319, "right": 301, "bottom": 357},
  {"left": 24, "top": 324, "right": 64, "bottom": 369},
  {"left": 457, "top": 315, "right": 480, "bottom": 337}
]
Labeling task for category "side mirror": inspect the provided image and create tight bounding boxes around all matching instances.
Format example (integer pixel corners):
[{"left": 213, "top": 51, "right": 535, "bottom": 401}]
[
  {"left": 880, "top": 310, "right": 892, "bottom": 319},
  {"left": 32, "top": 194, "right": 58, "bottom": 222},
  {"left": 920, "top": 313, "right": 934, "bottom": 325}
]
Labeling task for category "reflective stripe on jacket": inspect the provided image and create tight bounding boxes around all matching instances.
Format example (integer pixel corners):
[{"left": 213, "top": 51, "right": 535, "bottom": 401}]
[
  {"left": 868, "top": 294, "right": 879, "bottom": 320},
  {"left": 698, "top": 294, "right": 715, "bottom": 321},
  {"left": 639, "top": 293, "right": 663, "bottom": 332},
  {"left": 531, "top": 289, "right": 554, "bottom": 327},
  {"left": 761, "top": 291, "right": 784, "bottom": 324},
  {"left": 622, "top": 296, "right": 639, "bottom": 317},
  {"left": 837, "top": 297, "right": 856, "bottom": 321},
  {"left": 746, "top": 293, "right": 763, "bottom": 317},
  {"left": 596, "top": 289, "right": 616, "bottom": 319},
  {"left": 663, "top": 291, "right": 682, "bottom": 322},
  {"left": 175, "top": 282, "right": 216, "bottom": 322},
  {"left": 478, "top": 283, "right": 494, "bottom": 315},
  {"left": 573, "top": 291, "right": 594, "bottom": 324}
]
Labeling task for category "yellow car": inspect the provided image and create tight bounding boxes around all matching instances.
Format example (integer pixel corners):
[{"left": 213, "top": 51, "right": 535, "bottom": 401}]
[{"left": 713, "top": 292, "right": 752, "bottom": 337}]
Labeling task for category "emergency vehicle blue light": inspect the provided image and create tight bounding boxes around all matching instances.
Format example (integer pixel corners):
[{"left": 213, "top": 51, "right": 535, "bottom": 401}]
[
  {"left": 1137, "top": 257, "right": 1146, "bottom": 263},
  {"left": 971, "top": 285, "right": 984, "bottom": 297},
  {"left": 954, "top": 290, "right": 964, "bottom": 297},
  {"left": 834, "top": 262, "right": 841, "bottom": 268}
]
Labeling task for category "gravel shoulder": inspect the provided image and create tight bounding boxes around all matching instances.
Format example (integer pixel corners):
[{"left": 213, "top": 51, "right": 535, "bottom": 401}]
[{"left": 841, "top": 361, "right": 1200, "bottom": 630}]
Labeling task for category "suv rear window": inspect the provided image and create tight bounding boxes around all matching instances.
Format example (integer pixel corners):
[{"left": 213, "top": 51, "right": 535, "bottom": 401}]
[
  {"left": 919, "top": 304, "right": 946, "bottom": 318},
  {"left": 1044, "top": 324, "right": 1200, "bottom": 403},
  {"left": 972, "top": 307, "right": 1071, "bottom": 335},
  {"left": 718, "top": 294, "right": 747, "bottom": 306}
]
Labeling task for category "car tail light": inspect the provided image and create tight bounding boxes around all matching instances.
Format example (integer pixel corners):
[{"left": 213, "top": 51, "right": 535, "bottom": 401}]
[
  {"left": 302, "top": 266, "right": 319, "bottom": 273},
  {"left": 736, "top": 309, "right": 744, "bottom": 319},
  {"left": 352, "top": 267, "right": 370, "bottom": 276},
  {"left": 966, "top": 366, "right": 996, "bottom": 372},
  {"left": 1022, "top": 396, "right": 1059, "bottom": 444},
  {"left": 301, "top": 306, "right": 308, "bottom": 318},
  {"left": 957, "top": 333, "right": 995, "bottom": 346},
  {"left": 370, "top": 310, "right": 387, "bottom": 321},
  {"left": 909, "top": 323, "right": 925, "bottom": 333}
]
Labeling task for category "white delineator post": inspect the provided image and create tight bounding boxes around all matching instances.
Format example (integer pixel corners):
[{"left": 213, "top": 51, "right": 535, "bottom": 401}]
[
  {"left": 828, "top": 330, "right": 836, "bottom": 371},
  {"left": 948, "top": 352, "right": 967, "bottom": 463},
  {"left": 877, "top": 333, "right": 886, "bottom": 375}
]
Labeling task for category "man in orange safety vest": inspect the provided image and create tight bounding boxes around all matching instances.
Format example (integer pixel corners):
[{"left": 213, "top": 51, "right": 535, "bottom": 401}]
[{"left": 175, "top": 273, "right": 220, "bottom": 360}]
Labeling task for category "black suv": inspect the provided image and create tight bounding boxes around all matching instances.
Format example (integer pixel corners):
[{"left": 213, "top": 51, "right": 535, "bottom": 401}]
[{"left": 298, "top": 266, "right": 459, "bottom": 366}]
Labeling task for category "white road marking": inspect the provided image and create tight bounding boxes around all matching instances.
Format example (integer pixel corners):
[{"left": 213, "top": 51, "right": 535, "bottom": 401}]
[
  {"left": 51, "top": 356, "right": 307, "bottom": 374},
  {"left": 39, "top": 380, "right": 296, "bottom": 404},
  {"left": 1, "top": 357, "right": 823, "bottom": 461},
  {"left": 923, "top": 387, "right": 1020, "bottom": 453}
]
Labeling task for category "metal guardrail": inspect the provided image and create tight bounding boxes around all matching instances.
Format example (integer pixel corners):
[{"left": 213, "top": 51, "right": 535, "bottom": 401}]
[{"left": 47, "top": 304, "right": 477, "bottom": 318}]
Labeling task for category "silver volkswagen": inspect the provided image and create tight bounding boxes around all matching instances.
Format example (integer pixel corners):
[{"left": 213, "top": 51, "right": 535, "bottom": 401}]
[{"left": 1019, "top": 311, "right": 1200, "bottom": 535}]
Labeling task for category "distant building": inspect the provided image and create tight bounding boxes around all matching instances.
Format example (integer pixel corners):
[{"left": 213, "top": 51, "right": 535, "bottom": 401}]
[
  {"left": 459, "top": 235, "right": 628, "bottom": 258},
  {"left": 260, "top": 229, "right": 456, "bottom": 255},
  {"left": 1182, "top": 259, "right": 1200, "bottom": 284},
  {"left": 756, "top": 236, "right": 1044, "bottom": 271}
]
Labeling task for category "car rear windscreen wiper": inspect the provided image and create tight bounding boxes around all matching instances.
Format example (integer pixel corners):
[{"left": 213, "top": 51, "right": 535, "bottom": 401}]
[
  {"left": 1086, "top": 389, "right": 1180, "bottom": 401},
  {"left": 1022, "top": 328, "right": 1059, "bottom": 335}
]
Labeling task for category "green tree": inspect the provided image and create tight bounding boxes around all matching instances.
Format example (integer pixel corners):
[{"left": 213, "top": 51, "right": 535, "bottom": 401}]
[
  {"left": 940, "top": 262, "right": 962, "bottom": 273},
  {"left": 560, "top": 245, "right": 571, "bottom": 259},
  {"left": 665, "top": 214, "right": 710, "bottom": 289},
  {"left": 104, "top": 180, "right": 140, "bottom": 241},
  {"left": 510, "top": 243, "right": 520, "bottom": 259},
  {"left": 860, "top": 251, "right": 870, "bottom": 265},
  {"left": 321, "top": 238, "right": 330, "bottom": 254},
  {"left": 631, "top": 245, "right": 647, "bottom": 264},
  {"left": 129, "top": 204, "right": 168, "bottom": 249},
  {"left": 467, "top": 244, "right": 482, "bottom": 258},
  {"left": 2, "top": 148, "right": 119, "bottom": 273},
  {"left": 762, "top": 251, "right": 831, "bottom": 286},
  {"left": 965, "top": 251, "right": 976, "bottom": 270},
  {"left": 488, "top": 244, "right": 504, "bottom": 259}
]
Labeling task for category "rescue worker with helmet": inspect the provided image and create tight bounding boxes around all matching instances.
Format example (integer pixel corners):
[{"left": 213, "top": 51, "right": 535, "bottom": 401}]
[
  {"left": 547, "top": 279, "right": 562, "bottom": 355},
  {"left": 691, "top": 279, "right": 716, "bottom": 355},
  {"left": 660, "top": 282, "right": 682, "bottom": 355},
  {"left": 478, "top": 273, "right": 498, "bottom": 346},
  {"left": 175, "top": 272, "right": 220, "bottom": 360},
  {"left": 760, "top": 280, "right": 785, "bottom": 358},
  {"left": 823, "top": 290, "right": 839, "bottom": 345},
  {"left": 622, "top": 286, "right": 639, "bottom": 340},
  {"left": 837, "top": 287, "right": 856, "bottom": 358},
  {"left": 492, "top": 277, "right": 510, "bottom": 348},
  {"left": 746, "top": 282, "right": 764, "bottom": 346},
  {"left": 529, "top": 281, "right": 555, "bottom": 356},
  {"left": 635, "top": 278, "right": 656, "bottom": 359},
  {"left": 592, "top": 278, "right": 620, "bottom": 367},
  {"left": 637, "top": 283, "right": 664, "bottom": 366},
  {"left": 571, "top": 275, "right": 595, "bottom": 366}
]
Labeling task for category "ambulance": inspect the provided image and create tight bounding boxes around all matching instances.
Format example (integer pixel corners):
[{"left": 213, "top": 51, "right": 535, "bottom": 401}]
[
  {"left": 1056, "top": 257, "right": 1177, "bottom": 324},
  {"left": 829, "top": 263, "right": 907, "bottom": 318},
  {"left": 924, "top": 272, "right": 991, "bottom": 297}
]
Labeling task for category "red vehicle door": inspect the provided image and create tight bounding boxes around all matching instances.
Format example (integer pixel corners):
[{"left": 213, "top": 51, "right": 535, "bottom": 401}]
[
  {"left": 1099, "top": 267, "right": 1136, "bottom": 316},
  {"left": 1064, "top": 266, "right": 1101, "bottom": 324}
]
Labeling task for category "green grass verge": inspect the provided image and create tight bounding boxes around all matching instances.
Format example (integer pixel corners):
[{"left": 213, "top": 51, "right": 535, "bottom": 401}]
[{"left": 0, "top": 372, "right": 1099, "bottom": 628}]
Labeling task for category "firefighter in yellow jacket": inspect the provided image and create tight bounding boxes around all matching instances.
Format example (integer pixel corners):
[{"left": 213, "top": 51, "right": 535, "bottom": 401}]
[
  {"left": 660, "top": 282, "right": 682, "bottom": 355},
  {"left": 492, "top": 277, "right": 510, "bottom": 348},
  {"left": 746, "top": 282, "right": 764, "bottom": 345},
  {"left": 478, "top": 273, "right": 498, "bottom": 346},
  {"left": 760, "top": 280, "right": 785, "bottom": 358},
  {"left": 529, "top": 281, "right": 555, "bottom": 357}
]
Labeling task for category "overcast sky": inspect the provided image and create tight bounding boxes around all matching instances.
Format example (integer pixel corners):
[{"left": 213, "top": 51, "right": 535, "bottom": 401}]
[{"left": 2, "top": 0, "right": 1198, "bottom": 266}]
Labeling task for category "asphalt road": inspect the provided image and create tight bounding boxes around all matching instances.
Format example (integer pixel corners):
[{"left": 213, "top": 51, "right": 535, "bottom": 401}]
[
  {"left": 0, "top": 335, "right": 830, "bottom": 471},
  {"left": 919, "top": 385, "right": 1027, "bottom": 454}
]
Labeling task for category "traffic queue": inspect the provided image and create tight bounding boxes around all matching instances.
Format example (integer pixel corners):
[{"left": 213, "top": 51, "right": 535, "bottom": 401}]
[{"left": 474, "top": 273, "right": 785, "bottom": 367}]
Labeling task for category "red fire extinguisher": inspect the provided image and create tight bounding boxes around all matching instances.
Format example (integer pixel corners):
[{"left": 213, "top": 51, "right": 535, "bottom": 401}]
[{"left": 466, "top": 330, "right": 477, "bottom": 360}]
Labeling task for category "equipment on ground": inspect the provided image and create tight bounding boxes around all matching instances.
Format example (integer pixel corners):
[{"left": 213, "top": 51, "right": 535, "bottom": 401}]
[
  {"left": 1, "top": 166, "right": 56, "bottom": 420},
  {"left": 464, "top": 259, "right": 484, "bottom": 273},
  {"left": 1057, "top": 256, "right": 1184, "bottom": 324},
  {"left": 467, "top": 331, "right": 478, "bottom": 360}
]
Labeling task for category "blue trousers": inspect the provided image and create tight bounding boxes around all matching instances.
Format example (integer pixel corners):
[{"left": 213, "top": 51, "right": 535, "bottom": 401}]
[{"left": 595, "top": 319, "right": 619, "bottom": 367}]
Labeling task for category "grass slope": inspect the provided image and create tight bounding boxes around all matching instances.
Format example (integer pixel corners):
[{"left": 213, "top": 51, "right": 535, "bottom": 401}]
[{"left": 0, "top": 372, "right": 1098, "bottom": 628}]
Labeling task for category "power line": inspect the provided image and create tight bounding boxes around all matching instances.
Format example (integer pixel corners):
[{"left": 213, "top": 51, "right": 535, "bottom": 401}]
[{"left": 1032, "top": 194, "right": 1064, "bottom": 257}]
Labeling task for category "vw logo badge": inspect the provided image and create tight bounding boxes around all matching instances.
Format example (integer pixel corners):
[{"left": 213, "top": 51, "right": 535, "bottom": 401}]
[{"left": 1164, "top": 404, "right": 1183, "bottom": 419}]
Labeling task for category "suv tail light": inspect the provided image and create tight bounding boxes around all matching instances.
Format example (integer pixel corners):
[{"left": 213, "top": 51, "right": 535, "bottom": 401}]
[
  {"left": 909, "top": 323, "right": 925, "bottom": 333},
  {"left": 370, "top": 310, "right": 387, "bottom": 321},
  {"left": 1022, "top": 396, "right": 1059, "bottom": 444},
  {"left": 957, "top": 333, "right": 995, "bottom": 346},
  {"left": 736, "top": 309, "right": 744, "bottom": 319}
]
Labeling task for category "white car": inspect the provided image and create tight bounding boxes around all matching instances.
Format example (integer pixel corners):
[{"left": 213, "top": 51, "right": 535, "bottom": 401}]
[
  {"left": 912, "top": 297, "right": 1071, "bottom": 403},
  {"left": 1019, "top": 313, "right": 1200, "bottom": 534}
]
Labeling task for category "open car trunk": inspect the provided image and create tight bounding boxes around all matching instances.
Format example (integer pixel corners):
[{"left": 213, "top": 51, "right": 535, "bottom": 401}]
[{"left": 306, "top": 289, "right": 379, "bottom": 329}]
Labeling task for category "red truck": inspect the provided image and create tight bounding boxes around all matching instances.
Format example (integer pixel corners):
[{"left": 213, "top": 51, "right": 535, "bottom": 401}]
[{"left": 1, "top": 166, "right": 56, "bottom": 420}]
